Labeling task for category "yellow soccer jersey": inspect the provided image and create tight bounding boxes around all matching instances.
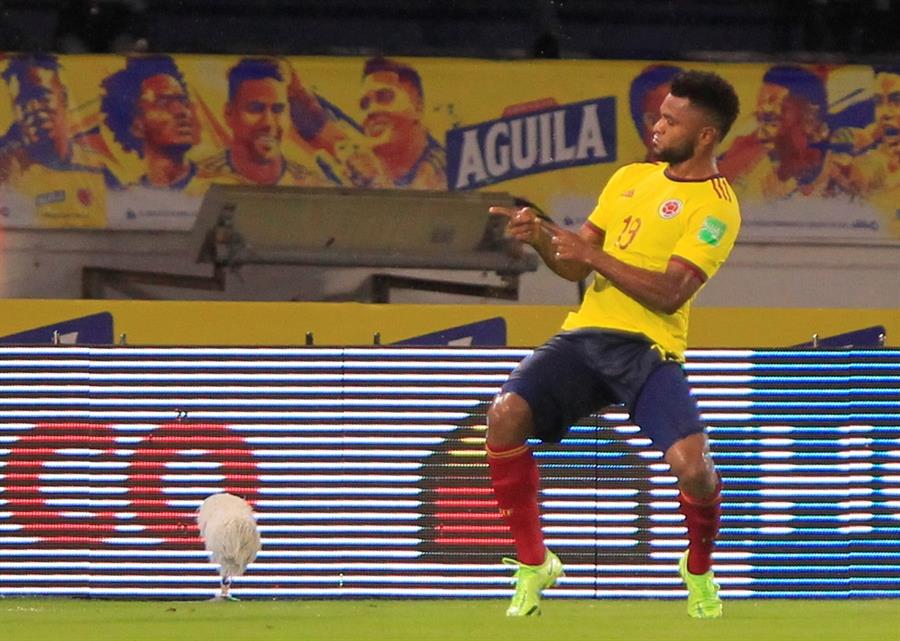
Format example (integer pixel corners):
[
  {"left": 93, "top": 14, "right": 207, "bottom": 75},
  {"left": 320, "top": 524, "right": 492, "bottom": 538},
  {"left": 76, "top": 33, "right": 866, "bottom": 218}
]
[
  {"left": 135, "top": 161, "right": 210, "bottom": 197},
  {"left": 561, "top": 162, "right": 741, "bottom": 359},
  {"left": 8, "top": 145, "right": 108, "bottom": 228},
  {"left": 868, "top": 180, "right": 900, "bottom": 240},
  {"left": 197, "top": 151, "right": 331, "bottom": 187}
]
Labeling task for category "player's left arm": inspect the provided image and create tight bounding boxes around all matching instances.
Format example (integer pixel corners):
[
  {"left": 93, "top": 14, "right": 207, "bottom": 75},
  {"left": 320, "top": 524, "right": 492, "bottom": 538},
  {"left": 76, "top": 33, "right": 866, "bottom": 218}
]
[
  {"left": 551, "top": 228, "right": 704, "bottom": 315},
  {"left": 596, "top": 252, "right": 704, "bottom": 315},
  {"left": 552, "top": 201, "right": 739, "bottom": 315},
  {"left": 285, "top": 63, "right": 348, "bottom": 153}
]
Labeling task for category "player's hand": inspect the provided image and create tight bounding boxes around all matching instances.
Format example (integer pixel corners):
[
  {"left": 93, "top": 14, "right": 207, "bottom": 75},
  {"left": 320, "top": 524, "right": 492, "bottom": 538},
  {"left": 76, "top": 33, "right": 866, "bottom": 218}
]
[
  {"left": 551, "top": 228, "right": 597, "bottom": 264},
  {"left": 336, "top": 139, "right": 387, "bottom": 188},
  {"left": 282, "top": 60, "right": 303, "bottom": 95},
  {"left": 283, "top": 60, "right": 316, "bottom": 104},
  {"left": 489, "top": 206, "right": 543, "bottom": 246}
]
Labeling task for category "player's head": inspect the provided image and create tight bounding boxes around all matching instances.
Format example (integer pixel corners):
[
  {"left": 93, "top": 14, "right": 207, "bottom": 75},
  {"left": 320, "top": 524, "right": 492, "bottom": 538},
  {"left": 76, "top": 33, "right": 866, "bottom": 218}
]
[
  {"left": 630, "top": 64, "right": 683, "bottom": 156},
  {"left": 225, "top": 58, "right": 287, "bottom": 165},
  {"left": 756, "top": 65, "right": 828, "bottom": 152},
  {"left": 651, "top": 70, "right": 740, "bottom": 165},
  {"left": 873, "top": 65, "right": 900, "bottom": 153},
  {"left": 2, "top": 54, "right": 69, "bottom": 159},
  {"left": 360, "top": 56, "right": 425, "bottom": 152},
  {"left": 101, "top": 55, "right": 198, "bottom": 160}
]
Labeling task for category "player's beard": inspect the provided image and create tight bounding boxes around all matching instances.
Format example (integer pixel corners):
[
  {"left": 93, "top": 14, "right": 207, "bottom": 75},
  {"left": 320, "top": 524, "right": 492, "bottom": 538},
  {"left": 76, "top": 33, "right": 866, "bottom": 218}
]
[{"left": 656, "top": 138, "right": 695, "bottom": 165}]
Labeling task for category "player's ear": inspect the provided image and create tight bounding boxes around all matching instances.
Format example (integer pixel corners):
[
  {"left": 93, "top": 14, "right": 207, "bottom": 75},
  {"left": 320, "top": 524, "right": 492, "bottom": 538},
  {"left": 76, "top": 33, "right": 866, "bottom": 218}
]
[{"left": 700, "top": 125, "right": 718, "bottom": 146}]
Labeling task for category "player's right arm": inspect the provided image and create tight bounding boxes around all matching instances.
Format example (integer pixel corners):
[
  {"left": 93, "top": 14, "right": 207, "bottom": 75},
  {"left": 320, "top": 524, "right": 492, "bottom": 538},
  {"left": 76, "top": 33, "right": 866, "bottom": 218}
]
[
  {"left": 285, "top": 63, "right": 347, "bottom": 153},
  {"left": 490, "top": 205, "right": 601, "bottom": 282},
  {"left": 490, "top": 165, "right": 634, "bottom": 282}
]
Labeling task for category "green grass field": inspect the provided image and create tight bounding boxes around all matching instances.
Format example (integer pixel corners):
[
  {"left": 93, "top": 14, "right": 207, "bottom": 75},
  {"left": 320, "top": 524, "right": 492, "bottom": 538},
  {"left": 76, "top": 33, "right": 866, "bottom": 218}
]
[
  {"left": 0, "top": 599, "right": 900, "bottom": 641},
  {"left": 2, "top": 599, "right": 898, "bottom": 641}
]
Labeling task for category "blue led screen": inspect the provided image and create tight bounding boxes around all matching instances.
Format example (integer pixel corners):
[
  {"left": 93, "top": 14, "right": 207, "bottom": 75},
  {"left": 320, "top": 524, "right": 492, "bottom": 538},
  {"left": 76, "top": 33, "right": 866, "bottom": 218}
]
[{"left": 0, "top": 346, "right": 897, "bottom": 599}]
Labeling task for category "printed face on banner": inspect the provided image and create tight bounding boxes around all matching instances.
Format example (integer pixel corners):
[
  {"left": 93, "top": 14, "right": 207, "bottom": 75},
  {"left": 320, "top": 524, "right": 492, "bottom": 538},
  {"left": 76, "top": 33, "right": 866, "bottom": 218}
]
[
  {"left": 8, "top": 65, "right": 69, "bottom": 160},
  {"left": 754, "top": 83, "right": 790, "bottom": 152},
  {"left": 227, "top": 77, "right": 287, "bottom": 164},
  {"left": 360, "top": 71, "right": 421, "bottom": 149},
  {"left": 874, "top": 71, "right": 900, "bottom": 152},
  {"left": 640, "top": 82, "right": 671, "bottom": 155},
  {"left": 0, "top": 56, "right": 897, "bottom": 244},
  {"left": 134, "top": 73, "right": 199, "bottom": 153}
]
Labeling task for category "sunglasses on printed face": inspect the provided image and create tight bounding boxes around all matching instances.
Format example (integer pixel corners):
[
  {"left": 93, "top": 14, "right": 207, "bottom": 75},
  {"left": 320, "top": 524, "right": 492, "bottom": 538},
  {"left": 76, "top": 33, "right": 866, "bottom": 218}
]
[{"left": 360, "top": 87, "right": 397, "bottom": 111}]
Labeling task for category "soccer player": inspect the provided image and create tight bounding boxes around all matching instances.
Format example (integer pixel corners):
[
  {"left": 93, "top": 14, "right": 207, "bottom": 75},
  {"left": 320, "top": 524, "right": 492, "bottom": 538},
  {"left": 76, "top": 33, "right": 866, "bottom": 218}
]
[
  {"left": 101, "top": 55, "right": 203, "bottom": 192},
  {"left": 357, "top": 57, "right": 446, "bottom": 189},
  {"left": 199, "top": 57, "right": 328, "bottom": 186},
  {"left": 866, "top": 66, "right": 900, "bottom": 237},
  {"left": 1, "top": 54, "right": 110, "bottom": 227},
  {"left": 719, "top": 65, "right": 828, "bottom": 201},
  {"left": 487, "top": 70, "right": 741, "bottom": 618},
  {"left": 872, "top": 66, "right": 900, "bottom": 169},
  {"left": 284, "top": 56, "right": 445, "bottom": 190}
]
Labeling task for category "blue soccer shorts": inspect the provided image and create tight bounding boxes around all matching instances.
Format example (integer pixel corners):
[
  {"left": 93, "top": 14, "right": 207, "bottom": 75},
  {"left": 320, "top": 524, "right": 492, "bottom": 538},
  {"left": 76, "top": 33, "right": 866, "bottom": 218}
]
[{"left": 499, "top": 328, "right": 705, "bottom": 453}]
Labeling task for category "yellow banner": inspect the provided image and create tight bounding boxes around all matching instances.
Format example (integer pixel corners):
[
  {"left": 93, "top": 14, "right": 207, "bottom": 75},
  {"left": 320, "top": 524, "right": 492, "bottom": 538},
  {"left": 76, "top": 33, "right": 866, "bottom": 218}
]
[
  {"left": 0, "top": 299, "right": 895, "bottom": 348},
  {"left": 0, "top": 54, "right": 897, "bottom": 242}
]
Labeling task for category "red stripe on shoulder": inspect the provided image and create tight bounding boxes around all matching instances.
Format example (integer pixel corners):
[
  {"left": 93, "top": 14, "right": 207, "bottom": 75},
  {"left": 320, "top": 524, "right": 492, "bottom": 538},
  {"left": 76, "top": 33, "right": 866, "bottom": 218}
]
[
  {"left": 671, "top": 255, "right": 708, "bottom": 283},
  {"left": 718, "top": 177, "right": 733, "bottom": 202},
  {"left": 719, "top": 177, "right": 735, "bottom": 202},
  {"left": 710, "top": 178, "right": 725, "bottom": 201}
]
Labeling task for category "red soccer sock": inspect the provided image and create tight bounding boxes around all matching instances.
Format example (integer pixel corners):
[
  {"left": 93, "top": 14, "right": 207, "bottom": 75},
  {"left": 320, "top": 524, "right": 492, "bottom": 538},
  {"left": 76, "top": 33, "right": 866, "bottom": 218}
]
[
  {"left": 678, "top": 480, "right": 722, "bottom": 575},
  {"left": 486, "top": 443, "right": 546, "bottom": 565}
]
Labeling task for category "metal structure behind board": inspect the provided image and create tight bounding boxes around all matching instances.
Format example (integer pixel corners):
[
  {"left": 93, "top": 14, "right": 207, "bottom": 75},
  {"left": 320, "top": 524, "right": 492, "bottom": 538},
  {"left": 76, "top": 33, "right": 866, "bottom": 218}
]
[
  {"left": 83, "top": 185, "right": 539, "bottom": 301},
  {"left": 192, "top": 185, "right": 539, "bottom": 301}
]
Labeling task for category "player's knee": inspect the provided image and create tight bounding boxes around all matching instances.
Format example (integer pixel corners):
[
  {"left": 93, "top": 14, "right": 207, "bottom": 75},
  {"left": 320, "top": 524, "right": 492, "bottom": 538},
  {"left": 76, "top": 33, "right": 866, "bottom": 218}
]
[
  {"left": 676, "top": 460, "right": 710, "bottom": 486},
  {"left": 486, "top": 392, "right": 532, "bottom": 449},
  {"left": 672, "top": 457, "right": 717, "bottom": 498}
]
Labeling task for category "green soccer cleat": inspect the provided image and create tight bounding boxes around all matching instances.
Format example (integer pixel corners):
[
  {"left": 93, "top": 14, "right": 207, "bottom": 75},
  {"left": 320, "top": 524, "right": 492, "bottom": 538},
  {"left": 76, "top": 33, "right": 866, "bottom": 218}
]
[
  {"left": 502, "top": 549, "right": 564, "bottom": 617},
  {"left": 678, "top": 550, "right": 723, "bottom": 619}
]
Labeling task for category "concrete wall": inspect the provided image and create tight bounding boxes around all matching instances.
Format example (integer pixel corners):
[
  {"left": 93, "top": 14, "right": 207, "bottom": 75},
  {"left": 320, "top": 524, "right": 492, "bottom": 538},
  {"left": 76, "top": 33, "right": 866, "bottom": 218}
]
[{"left": 0, "top": 228, "right": 897, "bottom": 309}]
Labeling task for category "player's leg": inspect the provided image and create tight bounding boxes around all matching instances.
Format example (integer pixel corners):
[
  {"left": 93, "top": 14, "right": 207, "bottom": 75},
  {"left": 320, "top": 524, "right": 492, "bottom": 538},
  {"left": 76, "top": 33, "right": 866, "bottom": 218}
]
[
  {"left": 486, "top": 391, "right": 546, "bottom": 566},
  {"left": 668, "top": 432, "right": 723, "bottom": 619},
  {"left": 486, "top": 332, "right": 603, "bottom": 616},
  {"left": 666, "top": 432, "right": 721, "bottom": 574},
  {"left": 487, "top": 391, "right": 563, "bottom": 616},
  {"left": 633, "top": 362, "right": 722, "bottom": 618}
]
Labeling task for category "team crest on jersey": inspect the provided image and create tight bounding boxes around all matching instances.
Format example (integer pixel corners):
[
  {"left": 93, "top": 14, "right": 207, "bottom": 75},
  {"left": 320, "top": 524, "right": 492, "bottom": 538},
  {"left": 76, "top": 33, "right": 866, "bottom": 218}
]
[{"left": 658, "top": 199, "right": 683, "bottom": 219}]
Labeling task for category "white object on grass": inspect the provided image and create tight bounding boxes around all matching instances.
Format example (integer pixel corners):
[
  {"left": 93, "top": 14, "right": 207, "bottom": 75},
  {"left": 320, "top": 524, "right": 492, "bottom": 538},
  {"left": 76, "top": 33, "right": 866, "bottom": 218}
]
[{"left": 196, "top": 492, "right": 261, "bottom": 600}]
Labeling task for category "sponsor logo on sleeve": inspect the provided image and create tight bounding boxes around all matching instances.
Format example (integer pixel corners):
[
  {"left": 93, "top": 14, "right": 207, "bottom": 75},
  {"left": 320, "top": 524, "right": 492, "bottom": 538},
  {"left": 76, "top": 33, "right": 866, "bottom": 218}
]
[{"left": 698, "top": 216, "right": 727, "bottom": 246}]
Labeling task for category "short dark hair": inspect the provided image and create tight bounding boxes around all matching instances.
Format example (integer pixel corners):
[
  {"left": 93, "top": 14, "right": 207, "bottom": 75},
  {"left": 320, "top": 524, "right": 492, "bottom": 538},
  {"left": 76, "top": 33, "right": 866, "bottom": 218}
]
[
  {"left": 2, "top": 54, "right": 63, "bottom": 108},
  {"left": 670, "top": 70, "right": 740, "bottom": 140},
  {"left": 101, "top": 55, "right": 188, "bottom": 157},
  {"left": 873, "top": 65, "right": 900, "bottom": 77},
  {"left": 362, "top": 56, "right": 424, "bottom": 102},
  {"left": 2, "top": 53, "right": 61, "bottom": 86},
  {"left": 762, "top": 65, "right": 826, "bottom": 117},
  {"left": 227, "top": 58, "right": 283, "bottom": 103}
]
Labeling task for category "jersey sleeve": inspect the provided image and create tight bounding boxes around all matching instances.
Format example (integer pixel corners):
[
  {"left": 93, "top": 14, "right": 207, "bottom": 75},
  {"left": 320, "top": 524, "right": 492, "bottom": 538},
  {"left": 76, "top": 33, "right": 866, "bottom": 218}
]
[
  {"left": 586, "top": 165, "right": 632, "bottom": 232},
  {"left": 670, "top": 201, "right": 741, "bottom": 281}
]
